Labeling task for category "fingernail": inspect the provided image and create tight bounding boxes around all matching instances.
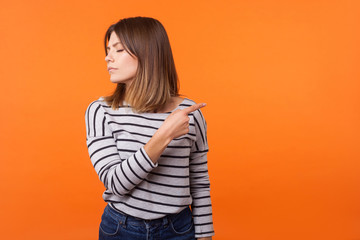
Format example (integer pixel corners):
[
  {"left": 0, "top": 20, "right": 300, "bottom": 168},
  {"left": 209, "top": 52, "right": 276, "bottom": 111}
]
[{"left": 202, "top": 103, "right": 206, "bottom": 107}]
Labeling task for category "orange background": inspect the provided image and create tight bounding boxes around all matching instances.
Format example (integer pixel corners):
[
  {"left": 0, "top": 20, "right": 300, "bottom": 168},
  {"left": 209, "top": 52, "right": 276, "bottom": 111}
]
[{"left": 1, "top": 0, "right": 359, "bottom": 239}]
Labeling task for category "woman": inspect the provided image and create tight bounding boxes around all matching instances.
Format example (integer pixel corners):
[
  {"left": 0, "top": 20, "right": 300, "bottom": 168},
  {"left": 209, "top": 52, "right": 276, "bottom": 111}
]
[{"left": 85, "top": 16, "right": 214, "bottom": 240}]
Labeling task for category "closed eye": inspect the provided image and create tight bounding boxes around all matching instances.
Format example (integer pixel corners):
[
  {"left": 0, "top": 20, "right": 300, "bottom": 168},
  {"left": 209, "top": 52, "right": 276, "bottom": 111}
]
[{"left": 117, "top": 49, "right": 124, "bottom": 52}]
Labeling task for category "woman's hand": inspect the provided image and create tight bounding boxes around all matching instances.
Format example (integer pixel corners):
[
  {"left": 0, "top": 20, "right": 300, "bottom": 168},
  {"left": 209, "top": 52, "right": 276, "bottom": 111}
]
[
  {"left": 159, "top": 102, "right": 206, "bottom": 140},
  {"left": 197, "top": 237, "right": 212, "bottom": 240}
]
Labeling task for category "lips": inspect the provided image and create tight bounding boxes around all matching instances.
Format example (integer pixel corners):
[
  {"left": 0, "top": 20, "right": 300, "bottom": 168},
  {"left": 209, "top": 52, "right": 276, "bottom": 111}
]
[{"left": 107, "top": 67, "right": 118, "bottom": 71}]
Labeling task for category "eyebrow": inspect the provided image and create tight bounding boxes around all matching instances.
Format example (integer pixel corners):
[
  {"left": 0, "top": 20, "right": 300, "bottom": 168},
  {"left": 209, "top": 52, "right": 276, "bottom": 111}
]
[{"left": 106, "top": 42, "right": 122, "bottom": 50}]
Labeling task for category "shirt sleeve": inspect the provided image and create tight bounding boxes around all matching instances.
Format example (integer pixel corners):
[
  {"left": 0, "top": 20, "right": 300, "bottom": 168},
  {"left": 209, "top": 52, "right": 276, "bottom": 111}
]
[
  {"left": 189, "top": 109, "right": 215, "bottom": 238},
  {"left": 85, "top": 100, "right": 158, "bottom": 197}
]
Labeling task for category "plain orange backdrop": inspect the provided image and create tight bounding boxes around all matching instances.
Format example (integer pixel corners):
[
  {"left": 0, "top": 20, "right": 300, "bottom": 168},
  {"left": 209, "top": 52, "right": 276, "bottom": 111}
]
[{"left": 0, "top": 0, "right": 359, "bottom": 239}]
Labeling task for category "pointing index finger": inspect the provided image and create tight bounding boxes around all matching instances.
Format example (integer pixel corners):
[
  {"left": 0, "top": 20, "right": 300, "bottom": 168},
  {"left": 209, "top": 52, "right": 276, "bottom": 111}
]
[{"left": 182, "top": 103, "right": 206, "bottom": 114}]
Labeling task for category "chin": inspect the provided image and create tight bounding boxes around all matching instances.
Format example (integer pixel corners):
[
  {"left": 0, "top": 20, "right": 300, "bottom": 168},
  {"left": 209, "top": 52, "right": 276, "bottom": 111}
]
[
  {"left": 110, "top": 77, "right": 124, "bottom": 83},
  {"left": 110, "top": 79, "right": 119, "bottom": 83},
  {"left": 110, "top": 77, "right": 133, "bottom": 85}
]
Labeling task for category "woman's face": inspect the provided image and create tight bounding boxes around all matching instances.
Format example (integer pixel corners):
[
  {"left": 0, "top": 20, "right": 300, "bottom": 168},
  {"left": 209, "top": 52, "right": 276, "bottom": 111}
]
[{"left": 105, "top": 31, "right": 138, "bottom": 85}]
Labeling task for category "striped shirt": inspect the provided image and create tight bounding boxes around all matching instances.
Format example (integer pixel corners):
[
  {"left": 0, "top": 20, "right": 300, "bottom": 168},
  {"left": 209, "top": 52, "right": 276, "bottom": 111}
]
[{"left": 85, "top": 96, "right": 214, "bottom": 238}]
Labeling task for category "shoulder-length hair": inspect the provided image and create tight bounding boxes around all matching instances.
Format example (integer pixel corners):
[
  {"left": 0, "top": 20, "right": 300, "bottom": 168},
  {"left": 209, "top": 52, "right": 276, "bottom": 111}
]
[{"left": 103, "top": 16, "right": 185, "bottom": 113}]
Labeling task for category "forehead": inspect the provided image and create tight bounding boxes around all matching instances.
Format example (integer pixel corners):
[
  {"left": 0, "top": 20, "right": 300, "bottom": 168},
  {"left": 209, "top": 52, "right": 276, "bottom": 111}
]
[{"left": 108, "top": 32, "right": 122, "bottom": 45}]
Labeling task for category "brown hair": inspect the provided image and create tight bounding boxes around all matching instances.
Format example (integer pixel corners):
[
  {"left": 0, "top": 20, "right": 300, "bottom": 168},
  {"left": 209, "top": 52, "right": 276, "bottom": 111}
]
[{"left": 103, "top": 16, "right": 185, "bottom": 113}]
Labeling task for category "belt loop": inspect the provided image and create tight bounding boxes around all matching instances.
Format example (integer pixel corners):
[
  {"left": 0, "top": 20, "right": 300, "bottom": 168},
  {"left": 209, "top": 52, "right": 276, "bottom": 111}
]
[
  {"left": 123, "top": 215, "right": 128, "bottom": 228},
  {"left": 163, "top": 215, "right": 169, "bottom": 228}
]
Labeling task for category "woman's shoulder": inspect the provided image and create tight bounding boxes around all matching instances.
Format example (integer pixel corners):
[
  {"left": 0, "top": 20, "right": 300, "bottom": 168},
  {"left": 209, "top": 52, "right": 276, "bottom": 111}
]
[
  {"left": 177, "top": 96, "right": 198, "bottom": 107},
  {"left": 92, "top": 96, "right": 116, "bottom": 108},
  {"left": 86, "top": 97, "right": 104, "bottom": 106},
  {"left": 85, "top": 97, "right": 109, "bottom": 113},
  {"left": 183, "top": 97, "right": 196, "bottom": 104}
]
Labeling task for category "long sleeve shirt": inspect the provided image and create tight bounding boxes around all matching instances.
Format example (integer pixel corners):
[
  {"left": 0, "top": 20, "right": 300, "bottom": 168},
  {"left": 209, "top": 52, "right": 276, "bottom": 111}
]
[{"left": 84, "top": 96, "right": 214, "bottom": 238}]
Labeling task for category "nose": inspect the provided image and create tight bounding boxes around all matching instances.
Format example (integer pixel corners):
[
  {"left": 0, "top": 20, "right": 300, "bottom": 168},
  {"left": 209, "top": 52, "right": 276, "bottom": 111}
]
[{"left": 105, "top": 53, "right": 113, "bottom": 62}]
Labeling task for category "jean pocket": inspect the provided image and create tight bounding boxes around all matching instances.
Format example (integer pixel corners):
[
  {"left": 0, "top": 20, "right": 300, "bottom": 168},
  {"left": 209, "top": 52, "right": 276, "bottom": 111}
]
[
  {"left": 99, "top": 210, "right": 121, "bottom": 236},
  {"left": 169, "top": 209, "right": 194, "bottom": 235}
]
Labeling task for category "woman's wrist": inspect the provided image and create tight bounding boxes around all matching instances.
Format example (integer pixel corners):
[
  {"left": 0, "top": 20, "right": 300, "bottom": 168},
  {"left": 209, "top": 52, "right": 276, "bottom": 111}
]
[
  {"left": 155, "top": 126, "right": 173, "bottom": 145},
  {"left": 143, "top": 128, "right": 173, "bottom": 164}
]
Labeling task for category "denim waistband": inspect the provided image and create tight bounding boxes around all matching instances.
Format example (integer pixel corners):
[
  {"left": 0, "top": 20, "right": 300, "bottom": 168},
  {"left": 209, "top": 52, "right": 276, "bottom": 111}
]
[{"left": 105, "top": 204, "right": 191, "bottom": 228}]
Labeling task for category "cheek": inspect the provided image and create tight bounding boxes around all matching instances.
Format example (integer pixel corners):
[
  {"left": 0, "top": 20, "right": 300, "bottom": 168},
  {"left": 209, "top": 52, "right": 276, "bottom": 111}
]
[{"left": 124, "top": 58, "right": 138, "bottom": 74}]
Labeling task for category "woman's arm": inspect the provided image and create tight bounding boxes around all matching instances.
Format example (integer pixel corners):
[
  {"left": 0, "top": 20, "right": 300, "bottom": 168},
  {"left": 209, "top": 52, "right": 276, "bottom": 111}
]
[
  {"left": 143, "top": 128, "right": 172, "bottom": 164},
  {"left": 85, "top": 100, "right": 206, "bottom": 197},
  {"left": 144, "top": 102, "right": 207, "bottom": 163},
  {"left": 85, "top": 101, "right": 159, "bottom": 197},
  {"left": 189, "top": 109, "right": 215, "bottom": 239}
]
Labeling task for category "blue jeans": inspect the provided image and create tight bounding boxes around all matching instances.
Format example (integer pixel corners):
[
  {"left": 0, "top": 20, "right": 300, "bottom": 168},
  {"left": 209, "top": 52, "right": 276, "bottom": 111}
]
[{"left": 99, "top": 204, "right": 196, "bottom": 240}]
